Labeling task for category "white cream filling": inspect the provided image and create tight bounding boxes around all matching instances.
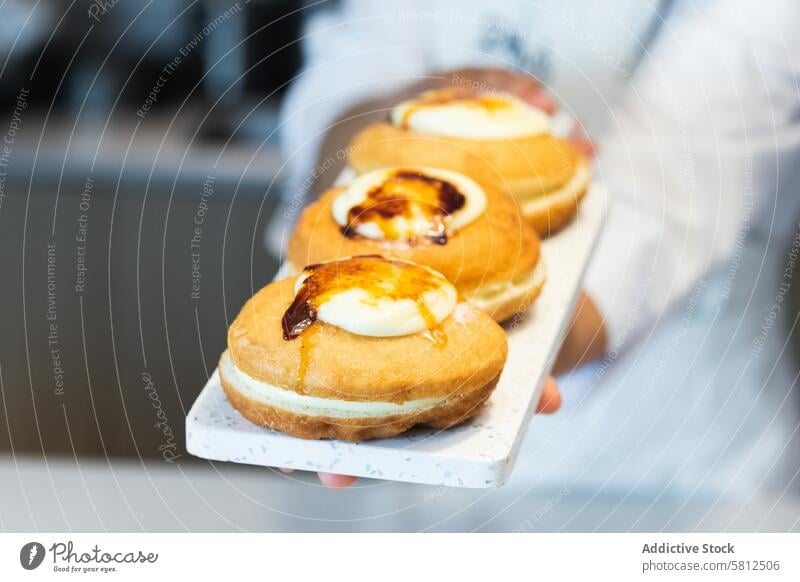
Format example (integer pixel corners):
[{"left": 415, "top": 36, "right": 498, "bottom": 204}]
[
  {"left": 331, "top": 167, "right": 486, "bottom": 241},
  {"left": 463, "top": 260, "right": 546, "bottom": 311},
  {"left": 293, "top": 259, "right": 457, "bottom": 338},
  {"left": 221, "top": 351, "right": 442, "bottom": 419},
  {"left": 519, "top": 161, "right": 590, "bottom": 213},
  {"left": 392, "top": 92, "right": 551, "bottom": 140}
]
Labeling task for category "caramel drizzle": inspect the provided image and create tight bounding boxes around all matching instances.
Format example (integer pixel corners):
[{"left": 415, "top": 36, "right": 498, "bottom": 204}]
[
  {"left": 297, "top": 324, "right": 317, "bottom": 384},
  {"left": 281, "top": 255, "right": 446, "bottom": 341},
  {"left": 422, "top": 327, "right": 448, "bottom": 349},
  {"left": 342, "top": 170, "right": 466, "bottom": 245},
  {"left": 417, "top": 298, "right": 447, "bottom": 348}
]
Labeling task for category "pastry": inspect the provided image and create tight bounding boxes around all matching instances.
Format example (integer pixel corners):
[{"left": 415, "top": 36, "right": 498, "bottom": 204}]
[
  {"left": 348, "top": 87, "right": 590, "bottom": 236},
  {"left": 221, "top": 255, "right": 508, "bottom": 441},
  {"left": 288, "top": 166, "right": 545, "bottom": 322}
]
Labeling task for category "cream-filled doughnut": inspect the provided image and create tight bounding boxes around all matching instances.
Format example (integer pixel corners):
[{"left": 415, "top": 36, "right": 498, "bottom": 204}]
[
  {"left": 349, "top": 88, "right": 590, "bottom": 236},
  {"left": 221, "top": 256, "right": 508, "bottom": 441},
  {"left": 288, "top": 167, "right": 545, "bottom": 322}
]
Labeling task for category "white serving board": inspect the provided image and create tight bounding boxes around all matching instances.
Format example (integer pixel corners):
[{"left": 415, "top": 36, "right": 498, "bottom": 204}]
[{"left": 186, "top": 183, "right": 607, "bottom": 488}]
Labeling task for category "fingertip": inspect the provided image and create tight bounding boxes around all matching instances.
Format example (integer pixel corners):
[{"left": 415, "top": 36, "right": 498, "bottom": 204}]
[
  {"left": 568, "top": 127, "right": 596, "bottom": 158},
  {"left": 536, "top": 377, "right": 562, "bottom": 414},
  {"left": 522, "top": 90, "right": 558, "bottom": 115},
  {"left": 318, "top": 472, "right": 358, "bottom": 489},
  {"left": 574, "top": 138, "right": 596, "bottom": 158}
]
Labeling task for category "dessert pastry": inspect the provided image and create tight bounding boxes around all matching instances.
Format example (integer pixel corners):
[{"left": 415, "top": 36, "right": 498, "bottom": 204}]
[
  {"left": 287, "top": 166, "right": 545, "bottom": 322},
  {"left": 220, "top": 255, "right": 508, "bottom": 441},
  {"left": 348, "top": 87, "right": 590, "bottom": 236}
]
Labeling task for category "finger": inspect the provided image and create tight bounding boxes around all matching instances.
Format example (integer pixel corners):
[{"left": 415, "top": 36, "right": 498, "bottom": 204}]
[
  {"left": 515, "top": 83, "right": 558, "bottom": 114},
  {"left": 318, "top": 472, "right": 359, "bottom": 489},
  {"left": 568, "top": 126, "right": 596, "bottom": 157},
  {"left": 571, "top": 137, "right": 596, "bottom": 158},
  {"left": 278, "top": 467, "right": 294, "bottom": 473},
  {"left": 535, "top": 376, "right": 561, "bottom": 414}
]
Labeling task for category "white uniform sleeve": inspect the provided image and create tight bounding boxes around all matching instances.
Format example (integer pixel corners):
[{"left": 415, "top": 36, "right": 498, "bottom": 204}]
[
  {"left": 585, "top": 0, "right": 800, "bottom": 355},
  {"left": 278, "top": 1, "right": 430, "bottom": 195}
]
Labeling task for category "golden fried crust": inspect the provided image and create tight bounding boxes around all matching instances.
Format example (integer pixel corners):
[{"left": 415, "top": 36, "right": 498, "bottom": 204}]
[
  {"left": 220, "top": 369, "right": 499, "bottom": 441},
  {"left": 520, "top": 159, "right": 590, "bottom": 237},
  {"left": 227, "top": 278, "right": 508, "bottom": 403},
  {"left": 349, "top": 122, "right": 582, "bottom": 197},
  {"left": 287, "top": 181, "right": 540, "bottom": 295},
  {"left": 525, "top": 183, "right": 587, "bottom": 236},
  {"left": 474, "top": 262, "right": 546, "bottom": 323}
]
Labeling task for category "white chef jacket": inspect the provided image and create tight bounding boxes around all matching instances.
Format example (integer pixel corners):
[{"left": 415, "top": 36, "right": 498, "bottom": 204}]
[{"left": 279, "top": 0, "right": 800, "bottom": 499}]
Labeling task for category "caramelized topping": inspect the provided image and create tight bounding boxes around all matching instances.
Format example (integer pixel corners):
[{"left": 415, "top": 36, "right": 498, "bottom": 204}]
[
  {"left": 398, "top": 88, "right": 513, "bottom": 129},
  {"left": 281, "top": 256, "right": 448, "bottom": 340},
  {"left": 296, "top": 324, "right": 317, "bottom": 384},
  {"left": 422, "top": 327, "right": 448, "bottom": 349},
  {"left": 342, "top": 170, "right": 466, "bottom": 245}
]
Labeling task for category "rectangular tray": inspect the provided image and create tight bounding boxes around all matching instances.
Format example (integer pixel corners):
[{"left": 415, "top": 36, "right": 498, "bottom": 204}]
[{"left": 186, "top": 183, "right": 607, "bottom": 488}]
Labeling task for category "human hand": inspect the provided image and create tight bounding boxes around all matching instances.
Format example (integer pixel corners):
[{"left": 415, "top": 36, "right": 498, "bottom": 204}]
[
  {"left": 281, "top": 375, "right": 561, "bottom": 489},
  {"left": 553, "top": 291, "right": 607, "bottom": 376}
]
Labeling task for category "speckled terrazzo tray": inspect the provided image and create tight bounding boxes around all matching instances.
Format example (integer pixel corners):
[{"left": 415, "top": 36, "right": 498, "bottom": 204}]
[{"left": 186, "top": 183, "right": 607, "bottom": 488}]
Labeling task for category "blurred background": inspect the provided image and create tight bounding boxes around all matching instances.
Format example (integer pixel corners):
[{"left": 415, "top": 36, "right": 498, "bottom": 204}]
[
  {"left": 0, "top": 0, "right": 294, "bottom": 461},
  {"left": 0, "top": 0, "right": 798, "bottom": 532}
]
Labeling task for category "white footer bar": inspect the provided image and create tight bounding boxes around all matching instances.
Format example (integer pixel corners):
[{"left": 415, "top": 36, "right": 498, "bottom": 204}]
[{"left": 1, "top": 533, "right": 797, "bottom": 581}]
